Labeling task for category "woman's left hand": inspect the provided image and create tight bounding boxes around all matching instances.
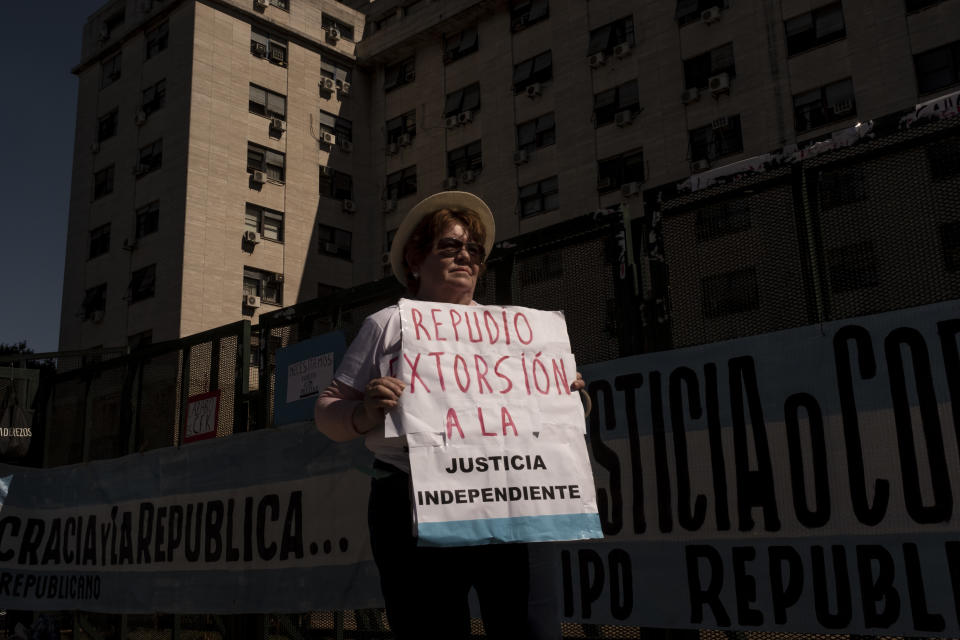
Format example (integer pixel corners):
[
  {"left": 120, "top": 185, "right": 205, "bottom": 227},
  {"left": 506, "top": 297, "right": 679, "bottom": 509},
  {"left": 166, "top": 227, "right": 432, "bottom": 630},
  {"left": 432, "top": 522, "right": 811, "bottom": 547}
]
[{"left": 570, "top": 371, "right": 585, "bottom": 392}]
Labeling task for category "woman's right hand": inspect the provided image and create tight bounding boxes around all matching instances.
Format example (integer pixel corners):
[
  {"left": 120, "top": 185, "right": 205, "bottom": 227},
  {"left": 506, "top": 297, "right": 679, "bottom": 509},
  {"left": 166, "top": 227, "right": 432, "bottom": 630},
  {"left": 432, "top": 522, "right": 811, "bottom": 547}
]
[{"left": 355, "top": 376, "right": 406, "bottom": 433}]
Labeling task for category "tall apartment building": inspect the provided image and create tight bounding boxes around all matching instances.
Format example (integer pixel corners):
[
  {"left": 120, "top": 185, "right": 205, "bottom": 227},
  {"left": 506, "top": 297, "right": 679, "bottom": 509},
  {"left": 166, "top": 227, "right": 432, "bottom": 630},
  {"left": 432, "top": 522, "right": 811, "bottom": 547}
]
[{"left": 59, "top": 0, "right": 960, "bottom": 352}]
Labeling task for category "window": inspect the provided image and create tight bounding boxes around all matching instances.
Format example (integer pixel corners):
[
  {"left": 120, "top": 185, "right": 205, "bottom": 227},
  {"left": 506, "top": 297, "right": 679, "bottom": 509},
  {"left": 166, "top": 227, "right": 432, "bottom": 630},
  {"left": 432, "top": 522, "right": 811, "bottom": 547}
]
[
  {"left": 511, "top": 0, "right": 549, "bottom": 31},
  {"left": 249, "top": 85, "right": 286, "bottom": 120},
  {"left": 136, "top": 202, "right": 160, "bottom": 238},
  {"left": 385, "top": 57, "right": 416, "bottom": 91},
  {"left": 142, "top": 79, "right": 166, "bottom": 115},
  {"left": 269, "top": 0, "right": 289, "bottom": 9},
  {"left": 926, "top": 137, "right": 960, "bottom": 180},
  {"left": 102, "top": 10, "right": 125, "bottom": 38},
  {"left": 818, "top": 167, "right": 867, "bottom": 210},
  {"left": 828, "top": 242, "right": 878, "bottom": 292},
  {"left": 247, "top": 143, "right": 285, "bottom": 182},
  {"left": 245, "top": 204, "right": 283, "bottom": 242},
  {"left": 320, "top": 60, "right": 353, "bottom": 88},
  {"left": 447, "top": 141, "right": 482, "bottom": 178},
  {"left": 128, "top": 330, "right": 153, "bottom": 352},
  {"left": 516, "top": 113, "right": 555, "bottom": 152},
  {"left": 683, "top": 43, "right": 735, "bottom": 90},
  {"left": 128, "top": 264, "right": 156, "bottom": 303},
  {"left": 689, "top": 115, "right": 743, "bottom": 163},
  {"left": 145, "top": 21, "right": 168, "bottom": 59},
  {"left": 914, "top": 40, "right": 960, "bottom": 95},
  {"left": 319, "top": 167, "right": 353, "bottom": 200},
  {"left": 675, "top": 0, "right": 729, "bottom": 26},
  {"left": 243, "top": 267, "right": 283, "bottom": 305},
  {"left": 98, "top": 109, "right": 118, "bottom": 142},
  {"left": 785, "top": 3, "right": 845, "bottom": 56},
  {"left": 444, "top": 83, "right": 481, "bottom": 117},
  {"left": 593, "top": 81, "right": 640, "bottom": 127},
  {"left": 587, "top": 16, "right": 634, "bottom": 56},
  {"left": 251, "top": 28, "right": 287, "bottom": 66},
  {"left": 597, "top": 148, "right": 644, "bottom": 193},
  {"left": 317, "top": 224, "right": 352, "bottom": 260},
  {"left": 793, "top": 78, "right": 856, "bottom": 132},
  {"left": 386, "top": 111, "right": 417, "bottom": 145},
  {"left": 322, "top": 14, "right": 355, "bottom": 41},
  {"left": 513, "top": 51, "right": 552, "bottom": 94},
  {"left": 695, "top": 202, "right": 751, "bottom": 241},
  {"left": 386, "top": 166, "right": 417, "bottom": 200},
  {"left": 89, "top": 224, "right": 110, "bottom": 259},
  {"left": 940, "top": 222, "right": 960, "bottom": 271},
  {"left": 317, "top": 110, "right": 353, "bottom": 142},
  {"left": 519, "top": 176, "right": 559, "bottom": 218},
  {"left": 82, "top": 284, "right": 107, "bottom": 320},
  {"left": 101, "top": 54, "right": 121, "bottom": 88},
  {"left": 137, "top": 139, "right": 163, "bottom": 176},
  {"left": 702, "top": 268, "right": 759, "bottom": 317},
  {"left": 94, "top": 165, "right": 115, "bottom": 200},
  {"left": 444, "top": 26, "right": 478, "bottom": 63}
]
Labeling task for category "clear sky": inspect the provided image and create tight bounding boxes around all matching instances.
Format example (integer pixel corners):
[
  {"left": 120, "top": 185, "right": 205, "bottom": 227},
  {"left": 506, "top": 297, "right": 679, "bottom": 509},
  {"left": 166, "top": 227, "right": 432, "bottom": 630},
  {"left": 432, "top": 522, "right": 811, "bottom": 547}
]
[{"left": 1, "top": 1, "right": 109, "bottom": 353}]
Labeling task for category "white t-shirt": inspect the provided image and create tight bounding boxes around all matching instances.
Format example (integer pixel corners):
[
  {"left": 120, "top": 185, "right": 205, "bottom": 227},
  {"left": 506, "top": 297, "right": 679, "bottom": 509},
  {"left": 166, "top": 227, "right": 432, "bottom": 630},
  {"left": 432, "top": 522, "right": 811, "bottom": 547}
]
[{"left": 333, "top": 305, "right": 410, "bottom": 471}]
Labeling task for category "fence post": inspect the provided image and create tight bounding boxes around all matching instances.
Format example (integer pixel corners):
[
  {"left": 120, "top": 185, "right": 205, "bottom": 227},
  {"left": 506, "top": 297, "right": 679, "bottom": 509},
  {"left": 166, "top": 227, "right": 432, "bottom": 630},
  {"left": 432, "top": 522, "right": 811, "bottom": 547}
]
[{"left": 235, "top": 321, "right": 251, "bottom": 434}]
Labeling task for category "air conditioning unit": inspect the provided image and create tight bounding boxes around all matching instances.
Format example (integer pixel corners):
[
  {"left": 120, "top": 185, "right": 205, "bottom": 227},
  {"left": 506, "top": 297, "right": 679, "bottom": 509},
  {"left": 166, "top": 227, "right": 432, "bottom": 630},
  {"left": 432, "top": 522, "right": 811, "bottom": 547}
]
[
  {"left": 269, "top": 48, "right": 285, "bottom": 64},
  {"left": 461, "top": 170, "right": 477, "bottom": 184},
  {"left": 339, "top": 82, "right": 351, "bottom": 95},
  {"left": 383, "top": 199, "right": 397, "bottom": 213},
  {"left": 615, "top": 110, "right": 634, "bottom": 127},
  {"left": 620, "top": 181, "right": 641, "bottom": 197},
  {"left": 340, "top": 139, "right": 353, "bottom": 153},
  {"left": 681, "top": 87, "right": 700, "bottom": 104},
  {"left": 324, "top": 242, "right": 339, "bottom": 253},
  {"left": 252, "top": 42, "right": 267, "bottom": 57},
  {"left": 321, "top": 131, "right": 337, "bottom": 146},
  {"left": 92, "top": 309, "right": 105, "bottom": 323},
  {"left": 711, "top": 115, "right": 729, "bottom": 130},
  {"left": 513, "top": 149, "right": 529, "bottom": 165},
  {"left": 270, "top": 273, "right": 284, "bottom": 284},
  {"left": 597, "top": 176, "right": 613, "bottom": 190},
  {"left": 270, "top": 117, "right": 286, "bottom": 131},
  {"left": 691, "top": 159, "right": 710, "bottom": 172},
  {"left": 319, "top": 77, "right": 335, "bottom": 93},
  {"left": 445, "top": 115, "right": 460, "bottom": 129},
  {"left": 342, "top": 199, "right": 356, "bottom": 213},
  {"left": 132, "top": 163, "right": 148, "bottom": 176},
  {"left": 135, "top": 109, "right": 147, "bottom": 125},
  {"left": 588, "top": 52, "right": 606, "bottom": 68},
  {"left": 244, "top": 230, "right": 261, "bottom": 244},
  {"left": 443, "top": 177, "right": 458, "bottom": 190},
  {"left": 251, "top": 170, "right": 267, "bottom": 184},
  {"left": 320, "top": 165, "right": 334, "bottom": 177},
  {"left": 525, "top": 83, "right": 542, "bottom": 98},
  {"left": 90, "top": 142, "right": 101, "bottom": 154},
  {"left": 701, "top": 7, "right": 722, "bottom": 24},
  {"left": 244, "top": 294, "right": 261, "bottom": 308},
  {"left": 387, "top": 142, "right": 399, "bottom": 155},
  {"left": 614, "top": 42, "right": 632, "bottom": 58},
  {"left": 709, "top": 72, "right": 730, "bottom": 95},
  {"left": 458, "top": 110, "right": 474, "bottom": 124},
  {"left": 832, "top": 100, "right": 854, "bottom": 115},
  {"left": 253, "top": 0, "right": 267, "bottom": 9},
  {"left": 398, "top": 133, "right": 412, "bottom": 146},
  {"left": 327, "top": 28, "right": 340, "bottom": 43},
  {"left": 122, "top": 238, "right": 138, "bottom": 251}
]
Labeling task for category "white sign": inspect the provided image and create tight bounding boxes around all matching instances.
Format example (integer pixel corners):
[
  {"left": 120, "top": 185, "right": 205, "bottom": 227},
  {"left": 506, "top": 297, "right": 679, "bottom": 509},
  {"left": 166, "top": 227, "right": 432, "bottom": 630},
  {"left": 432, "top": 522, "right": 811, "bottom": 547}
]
[
  {"left": 393, "top": 299, "right": 603, "bottom": 545},
  {"left": 286, "top": 353, "right": 334, "bottom": 403}
]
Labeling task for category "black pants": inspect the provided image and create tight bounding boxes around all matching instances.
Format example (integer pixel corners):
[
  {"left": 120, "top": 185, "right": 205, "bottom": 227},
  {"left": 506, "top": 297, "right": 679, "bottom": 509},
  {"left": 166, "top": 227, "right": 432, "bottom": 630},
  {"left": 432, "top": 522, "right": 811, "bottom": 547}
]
[{"left": 368, "top": 462, "right": 561, "bottom": 640}]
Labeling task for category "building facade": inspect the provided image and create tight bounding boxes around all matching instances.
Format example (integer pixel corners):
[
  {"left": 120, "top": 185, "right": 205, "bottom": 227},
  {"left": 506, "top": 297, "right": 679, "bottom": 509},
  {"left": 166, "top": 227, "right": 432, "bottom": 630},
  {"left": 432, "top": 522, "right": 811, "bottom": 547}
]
[{"left": 59, "top": 0, "right": 960, "bottom": 352}]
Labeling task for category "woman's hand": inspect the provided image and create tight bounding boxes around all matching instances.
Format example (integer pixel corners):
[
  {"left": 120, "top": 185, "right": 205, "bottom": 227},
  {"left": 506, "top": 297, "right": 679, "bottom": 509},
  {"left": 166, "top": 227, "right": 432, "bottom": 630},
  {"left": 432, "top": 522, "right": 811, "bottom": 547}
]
[
  {"left": 571, "top": 372, "right": 591, "bottom": 417},
  {"left": 570, "top": 371, "right": 586, "bottom": 392},
  {"left": 354, "top": 376, "right": 406, "bottom": 433}
]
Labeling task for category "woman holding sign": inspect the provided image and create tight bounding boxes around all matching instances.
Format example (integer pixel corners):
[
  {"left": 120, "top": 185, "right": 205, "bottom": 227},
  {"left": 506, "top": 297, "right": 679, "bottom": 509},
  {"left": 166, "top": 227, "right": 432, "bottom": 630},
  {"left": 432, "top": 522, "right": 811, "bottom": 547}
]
[{"left": 316, "top": 191, "right": 584, "bottom": 640}]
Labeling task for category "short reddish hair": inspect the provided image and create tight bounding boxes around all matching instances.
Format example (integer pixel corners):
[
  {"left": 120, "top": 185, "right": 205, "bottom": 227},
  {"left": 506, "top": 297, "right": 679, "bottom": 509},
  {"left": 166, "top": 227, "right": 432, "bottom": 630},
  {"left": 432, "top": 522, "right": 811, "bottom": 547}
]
[{"left": 403, "top": 208, "right": 488, "bottom": 294}]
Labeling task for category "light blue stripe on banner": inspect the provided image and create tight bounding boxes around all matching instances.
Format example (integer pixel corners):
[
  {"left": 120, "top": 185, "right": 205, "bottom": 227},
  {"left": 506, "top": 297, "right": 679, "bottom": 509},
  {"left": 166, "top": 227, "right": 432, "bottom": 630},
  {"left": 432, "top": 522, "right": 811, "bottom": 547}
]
[{"left": 418, "top": 513, "right": 603, "bottom": 547}]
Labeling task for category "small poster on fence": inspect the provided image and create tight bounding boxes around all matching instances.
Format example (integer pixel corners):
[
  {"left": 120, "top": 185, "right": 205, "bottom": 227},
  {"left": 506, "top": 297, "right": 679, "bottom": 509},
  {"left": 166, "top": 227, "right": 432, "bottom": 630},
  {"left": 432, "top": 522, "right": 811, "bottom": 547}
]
[
  {"left": 184, "top": 390, "right": 220, "bottom": 443},
  {"left": 388, "top": 298, "right": 603, "bottom": 546}
]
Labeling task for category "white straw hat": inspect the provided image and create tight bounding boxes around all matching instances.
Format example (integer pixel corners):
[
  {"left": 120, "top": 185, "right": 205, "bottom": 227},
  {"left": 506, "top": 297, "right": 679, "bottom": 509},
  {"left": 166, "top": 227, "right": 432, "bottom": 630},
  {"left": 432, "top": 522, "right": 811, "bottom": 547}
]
[{"left": 389, "top": 191, "right": 496, "bottom": 286}]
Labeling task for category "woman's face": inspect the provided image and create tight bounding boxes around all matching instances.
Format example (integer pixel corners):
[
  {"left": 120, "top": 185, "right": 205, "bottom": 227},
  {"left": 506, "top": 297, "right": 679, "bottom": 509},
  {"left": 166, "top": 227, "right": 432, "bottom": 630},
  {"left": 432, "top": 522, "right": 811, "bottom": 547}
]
[{"left": 412, "top": 221, "right": 483, "bottom": 304}]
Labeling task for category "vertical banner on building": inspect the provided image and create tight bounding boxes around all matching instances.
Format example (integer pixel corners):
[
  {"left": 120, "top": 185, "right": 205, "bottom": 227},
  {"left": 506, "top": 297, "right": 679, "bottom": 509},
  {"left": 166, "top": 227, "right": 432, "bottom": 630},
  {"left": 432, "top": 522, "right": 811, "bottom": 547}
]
[
  {"left": 390, "top": 299, "right": 603, "bottom": 546},
  {"left": 273, "top": 332, "right": 346, "bottom": 425}
]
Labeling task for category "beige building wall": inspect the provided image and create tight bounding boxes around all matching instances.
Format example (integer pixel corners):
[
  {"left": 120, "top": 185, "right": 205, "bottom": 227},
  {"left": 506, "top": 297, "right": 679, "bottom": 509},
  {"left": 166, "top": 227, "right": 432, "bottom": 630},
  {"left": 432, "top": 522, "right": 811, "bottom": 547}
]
[{"left": 60, "top": 0, "right": 960, "bottom": 352}]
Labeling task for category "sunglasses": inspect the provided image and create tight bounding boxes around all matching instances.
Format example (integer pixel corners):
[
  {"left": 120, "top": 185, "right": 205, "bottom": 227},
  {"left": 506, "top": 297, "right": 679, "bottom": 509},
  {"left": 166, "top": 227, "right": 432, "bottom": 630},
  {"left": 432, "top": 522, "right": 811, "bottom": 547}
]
[{"left": 435, "top": 237, "right": 486, "bottom": 263}]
